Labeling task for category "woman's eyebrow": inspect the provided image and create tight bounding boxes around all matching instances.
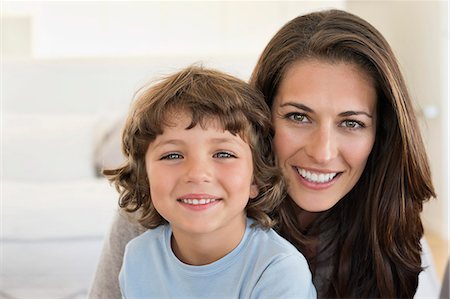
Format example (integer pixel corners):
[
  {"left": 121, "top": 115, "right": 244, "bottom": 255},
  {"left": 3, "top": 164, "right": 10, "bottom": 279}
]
[
  {"left": 279, "top": 102, "right": 313, "bottom": 112},
  {"left": 280, "top": 102, "right": 373, "bottom": 118},
  {"left": 339, "top": 111, "right": 373, "bottom": 118}
]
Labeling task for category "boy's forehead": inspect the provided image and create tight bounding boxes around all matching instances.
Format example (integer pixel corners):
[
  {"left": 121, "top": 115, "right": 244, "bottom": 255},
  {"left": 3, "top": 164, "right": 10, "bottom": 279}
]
[
  {"left": 157, "top": 107, "right": 252, "bottom": 142},
  {"left": 162, "top": 109, "right": 223, "bottom": 130},
  {"left": 150, "top": 118, "right": 250, "bottom": 149}
]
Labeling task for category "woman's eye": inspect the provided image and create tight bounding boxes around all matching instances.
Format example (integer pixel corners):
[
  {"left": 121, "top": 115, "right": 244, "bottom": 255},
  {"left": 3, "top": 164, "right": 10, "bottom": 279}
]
[
  {"left": 341, "top": 120, "right": 365, "bottom": 129},
  {"left": 161, "top": 153, "right": 183, "bottom": 160},
  {"left": 213, "top": 152, "right": 236, "bottom": 159},
  {"left": 286, "top": 112, "right": 309, "bottom": 123}
]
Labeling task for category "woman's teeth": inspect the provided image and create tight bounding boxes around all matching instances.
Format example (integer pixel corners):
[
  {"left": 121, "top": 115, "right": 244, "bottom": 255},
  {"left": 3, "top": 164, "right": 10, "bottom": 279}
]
[
  {"left": 297, "top": 168, "right": 338, "bottom": 183},
  {"left": 179, "top": 198, "right": 217, "bottom": 205}
]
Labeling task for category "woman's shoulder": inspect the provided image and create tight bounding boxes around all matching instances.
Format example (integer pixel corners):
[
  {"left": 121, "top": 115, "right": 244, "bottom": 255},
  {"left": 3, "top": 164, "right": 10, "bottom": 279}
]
[
  {"left": 116, "top": 209, "right": 148, "bottom": 233},
  {"left": 106, "top": 209, "right": 148, "bottom": 251}
]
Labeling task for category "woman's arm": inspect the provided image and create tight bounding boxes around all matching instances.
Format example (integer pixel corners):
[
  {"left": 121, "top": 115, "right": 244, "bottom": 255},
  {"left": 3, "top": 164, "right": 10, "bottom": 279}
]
[{"left": 88, "top": 210, "right": 146, "bottom": 299}]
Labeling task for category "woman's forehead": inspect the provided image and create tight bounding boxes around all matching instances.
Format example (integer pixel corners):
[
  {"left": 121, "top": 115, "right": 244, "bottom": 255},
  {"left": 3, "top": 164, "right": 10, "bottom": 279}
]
[{"left": 275, "top": 59, "right": 377, "bottom": 112}]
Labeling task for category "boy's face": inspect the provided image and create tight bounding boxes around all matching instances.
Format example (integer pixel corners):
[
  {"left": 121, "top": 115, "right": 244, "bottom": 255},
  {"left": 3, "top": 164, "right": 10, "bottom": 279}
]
[{"left": 145, "top": 111, "right": 258, "bottom": 238}]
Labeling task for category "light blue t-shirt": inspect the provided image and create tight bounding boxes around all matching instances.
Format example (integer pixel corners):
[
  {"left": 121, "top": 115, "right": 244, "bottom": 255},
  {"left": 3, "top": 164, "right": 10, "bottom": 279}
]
[{"left": 119, "top": 218, "right": 316, "bottom": 299}]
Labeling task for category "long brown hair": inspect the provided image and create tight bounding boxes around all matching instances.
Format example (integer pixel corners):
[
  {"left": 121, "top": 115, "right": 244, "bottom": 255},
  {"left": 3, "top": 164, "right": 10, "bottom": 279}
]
[
  {"left": 250, "top": 9, "right": 435, "bottom": 298},
  {"left": 105, "top": 66, "right": 284, "bottom": 229}
]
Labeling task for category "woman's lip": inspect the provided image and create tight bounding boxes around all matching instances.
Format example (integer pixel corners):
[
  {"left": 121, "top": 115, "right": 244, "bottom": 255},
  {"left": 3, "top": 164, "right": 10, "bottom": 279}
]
[
  {"left": 298, "top": 173, "right": 341, "bottom": 190},
  {"left": 292, "top": 166, "right": 342, "bottom": 190},
  {"left": 295, "top": 166, "right": 341, "bottom": 174}
]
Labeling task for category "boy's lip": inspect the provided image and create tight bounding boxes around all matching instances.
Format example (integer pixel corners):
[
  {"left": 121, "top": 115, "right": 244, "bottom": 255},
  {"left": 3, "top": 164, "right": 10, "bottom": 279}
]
[
  {"left": 177, "top": 194, "right": 222, "bottom": 209},
  {"left": 177, "top": 193, "right": 221, "bottom": 200}
]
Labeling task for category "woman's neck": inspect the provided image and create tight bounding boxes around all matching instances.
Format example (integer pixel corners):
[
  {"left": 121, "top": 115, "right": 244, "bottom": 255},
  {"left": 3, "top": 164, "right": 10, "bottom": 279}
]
[
  {"left": 297, "top": 209, "right": 322, "bottom": 231},
  {"left": 296, "top": 208, "right": 323, "bottom": 271}
]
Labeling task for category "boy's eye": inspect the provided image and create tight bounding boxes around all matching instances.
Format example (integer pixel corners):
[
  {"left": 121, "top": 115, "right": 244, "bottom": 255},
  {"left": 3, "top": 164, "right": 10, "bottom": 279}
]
[
  {"left": 341, "top": 120, "right": 365, "bottom": 129},
  {"left": 213, "top": 151, "right": 236, "bottom": 159},
  {"left": 161, "top": 153, "right": 183, "bottom": 160},
  {"left": 285, "top": 112, "right": 309, "bottom": 123}
]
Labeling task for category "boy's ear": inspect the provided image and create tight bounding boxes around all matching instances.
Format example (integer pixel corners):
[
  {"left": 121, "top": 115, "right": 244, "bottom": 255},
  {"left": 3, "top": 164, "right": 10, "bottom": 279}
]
[{"left": 249, "top": 183, "right": 259, "bottom": 199}]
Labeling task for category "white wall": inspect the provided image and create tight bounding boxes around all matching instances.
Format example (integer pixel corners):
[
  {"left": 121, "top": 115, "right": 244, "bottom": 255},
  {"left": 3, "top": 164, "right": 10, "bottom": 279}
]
[
  {"left": 2, "top": 1, "right": 345, "bottom": 114},
  {"left": 2, "top": 1, "right": 344, "bottom": 59}
]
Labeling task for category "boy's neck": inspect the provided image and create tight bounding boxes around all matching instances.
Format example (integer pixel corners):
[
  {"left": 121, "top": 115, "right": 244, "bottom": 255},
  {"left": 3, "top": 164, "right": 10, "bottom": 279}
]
[{"left": 170, "top": 216, "right": 247, "bottom": 266}]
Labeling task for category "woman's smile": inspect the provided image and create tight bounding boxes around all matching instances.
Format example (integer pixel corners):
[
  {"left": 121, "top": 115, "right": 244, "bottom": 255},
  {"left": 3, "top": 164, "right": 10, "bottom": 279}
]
[{"left": 295, "top": 167, "right": 340, "bottom": 184}]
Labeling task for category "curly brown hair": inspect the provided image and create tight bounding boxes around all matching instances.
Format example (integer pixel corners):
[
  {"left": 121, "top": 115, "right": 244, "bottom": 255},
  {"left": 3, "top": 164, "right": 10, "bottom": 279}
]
[
  {"left": 104, "top": 65, "right": 285, "bottom": 230},
  {"left": 250, "top": 9, "right": 435, "bottom": 298}
]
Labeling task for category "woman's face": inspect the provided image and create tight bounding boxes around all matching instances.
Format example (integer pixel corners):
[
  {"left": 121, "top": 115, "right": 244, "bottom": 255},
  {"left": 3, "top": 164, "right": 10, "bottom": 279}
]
[{"left": 272, "top": 59, "right": 377, "bottom": 212}]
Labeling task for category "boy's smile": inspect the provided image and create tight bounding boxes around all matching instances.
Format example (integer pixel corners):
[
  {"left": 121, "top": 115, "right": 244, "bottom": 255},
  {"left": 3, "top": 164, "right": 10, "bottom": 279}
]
[
  {"left": 177, "top": 193, "right": 221, "bottom": 210},
  {"left": 145, "top": 110, "right": 258, "bottom": 262}
]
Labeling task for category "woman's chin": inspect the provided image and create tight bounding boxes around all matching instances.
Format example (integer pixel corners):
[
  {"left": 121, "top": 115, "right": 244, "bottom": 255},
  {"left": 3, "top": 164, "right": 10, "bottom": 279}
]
[{"left": 291, "top": 194, "right": 340, "bottom": 213}]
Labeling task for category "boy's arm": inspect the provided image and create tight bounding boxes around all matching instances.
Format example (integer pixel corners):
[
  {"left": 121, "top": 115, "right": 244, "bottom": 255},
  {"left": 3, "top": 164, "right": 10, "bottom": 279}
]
[
  {"left": 251, "top": 254, "right": 317, "bottom": 299},
  {"left": 88, "top": 209, "right": 146, "bottom": 299}
]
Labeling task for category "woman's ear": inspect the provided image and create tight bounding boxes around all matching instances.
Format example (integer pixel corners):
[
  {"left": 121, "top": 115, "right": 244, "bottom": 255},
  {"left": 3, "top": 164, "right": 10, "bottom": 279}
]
[{"left": 249, "top": 183, "right": 259, "bottom": 199}]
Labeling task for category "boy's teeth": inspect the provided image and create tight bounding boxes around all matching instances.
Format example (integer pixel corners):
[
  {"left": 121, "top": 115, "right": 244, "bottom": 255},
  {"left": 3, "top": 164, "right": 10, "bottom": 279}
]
[
  {"left": 297, "top": 168, "right": 337, "bottom": 183},
  {"left": 180, "top": 198, "right": 217, "bottom": 205}
]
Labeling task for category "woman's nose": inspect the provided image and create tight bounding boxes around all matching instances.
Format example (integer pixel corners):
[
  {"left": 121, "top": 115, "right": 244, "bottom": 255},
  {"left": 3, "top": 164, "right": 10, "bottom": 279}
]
[
  {"left": 305, "top": 125, "right": 338, "bottom": 164},
  {"left": 183, "top": 157, "right": 212, "bottom": 183}
]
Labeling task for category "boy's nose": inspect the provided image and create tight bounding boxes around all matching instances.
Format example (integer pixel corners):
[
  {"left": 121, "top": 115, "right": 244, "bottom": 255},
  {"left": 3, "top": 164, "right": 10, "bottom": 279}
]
[{"left": 184, "top": 158, "right": 212, "bottom": 183}]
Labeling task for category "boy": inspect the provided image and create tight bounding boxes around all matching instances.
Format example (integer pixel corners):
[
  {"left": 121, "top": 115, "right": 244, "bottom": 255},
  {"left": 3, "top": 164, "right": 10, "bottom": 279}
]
[{"left": 105, "top": 66, "right": 316, "bottom": 298}]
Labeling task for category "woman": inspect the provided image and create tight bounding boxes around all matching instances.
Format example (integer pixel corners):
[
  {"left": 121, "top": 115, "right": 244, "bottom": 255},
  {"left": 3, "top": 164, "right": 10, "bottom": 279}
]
[
  {"left": 250, "top": 9, "right": 434, "bottom": 298},
  {"left": 89, "top": 9, "right": 435, "bottom": 298}
]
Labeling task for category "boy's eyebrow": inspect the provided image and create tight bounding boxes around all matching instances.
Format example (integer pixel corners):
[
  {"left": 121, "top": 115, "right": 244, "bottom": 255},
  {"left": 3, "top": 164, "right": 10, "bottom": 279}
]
[
  {"left": 210, "top": 137, "right": 243, "bottom": 144},
  {"left": 279, "top": 102, "right": 373, "bottom": 118},
  {"left": 152, "top": 137, "right": 245, "bottom": 148},
  {"left": 151, "top": 139, "right": 184, "bottom": 148}
]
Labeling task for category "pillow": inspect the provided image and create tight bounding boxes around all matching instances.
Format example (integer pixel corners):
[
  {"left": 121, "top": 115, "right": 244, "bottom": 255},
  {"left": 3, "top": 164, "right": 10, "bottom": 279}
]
[{"left": 3, "top": 113, "right": 98, "bottom": 181}]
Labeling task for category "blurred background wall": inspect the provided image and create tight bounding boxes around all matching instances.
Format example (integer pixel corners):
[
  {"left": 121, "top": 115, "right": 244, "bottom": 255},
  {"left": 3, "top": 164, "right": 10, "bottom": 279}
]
[{"left": 1, "top": 1, "right": 448, "bottom": 298}]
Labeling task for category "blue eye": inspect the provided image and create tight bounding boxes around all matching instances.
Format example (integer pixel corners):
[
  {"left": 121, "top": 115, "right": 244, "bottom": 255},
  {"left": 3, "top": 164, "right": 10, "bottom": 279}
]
[
  {"left": 213, "top": 152, "right": 236, "bottom": 159},
  {"left": 161, "top": 153, "right": 183, "bottom": 160}
]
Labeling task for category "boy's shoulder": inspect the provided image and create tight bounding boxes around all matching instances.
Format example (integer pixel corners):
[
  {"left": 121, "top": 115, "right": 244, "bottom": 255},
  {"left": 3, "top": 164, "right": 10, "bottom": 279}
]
[
  {"left": 245, "top": 220, "right": 316, "bottom": 297},
  {"left": 247, "top": 219, "right": 306, "bottom": 261},
  {"left": 125, "top": 224, "right": 168, "bottom": 252}
]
